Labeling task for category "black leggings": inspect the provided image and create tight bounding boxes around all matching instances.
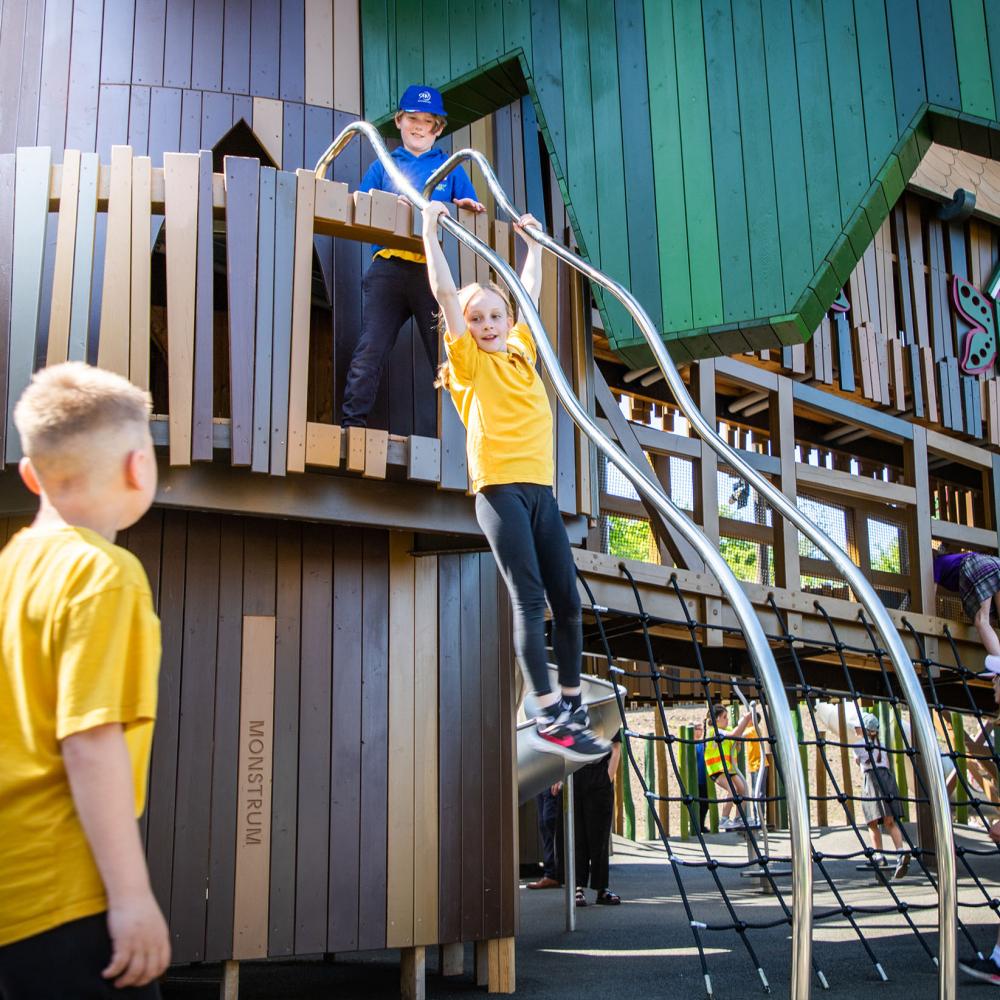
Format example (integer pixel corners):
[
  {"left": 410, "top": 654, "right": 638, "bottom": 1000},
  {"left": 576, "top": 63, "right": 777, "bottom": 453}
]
[{"left": 475, "top": 483, "right": 582, "bottom": 699}]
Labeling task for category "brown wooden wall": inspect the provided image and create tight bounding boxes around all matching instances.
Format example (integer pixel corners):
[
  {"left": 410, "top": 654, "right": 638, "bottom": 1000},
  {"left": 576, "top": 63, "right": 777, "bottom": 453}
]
[{"left": 0, "top": 511, "right": 517, "bottom": 962}]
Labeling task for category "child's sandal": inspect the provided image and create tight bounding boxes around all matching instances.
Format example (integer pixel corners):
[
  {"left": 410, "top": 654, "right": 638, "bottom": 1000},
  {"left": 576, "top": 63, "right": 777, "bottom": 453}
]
[
  {"left": 596, "top": 889, "right": 621, "bottom": 905},
  {"left": 575, "top": 887, "right": 587, "bottom": 907}
]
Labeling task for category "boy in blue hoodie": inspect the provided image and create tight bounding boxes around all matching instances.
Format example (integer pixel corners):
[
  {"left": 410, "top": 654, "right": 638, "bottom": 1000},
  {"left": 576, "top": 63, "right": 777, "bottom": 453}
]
[{"left": 340, "top": 85, "right": 483, "bottom": 430}]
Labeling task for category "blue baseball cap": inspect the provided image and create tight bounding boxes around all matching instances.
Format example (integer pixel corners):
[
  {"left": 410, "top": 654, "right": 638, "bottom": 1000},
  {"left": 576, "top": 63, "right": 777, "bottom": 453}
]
[{"left": 398, "top": 85, "right": 447, "bottom": 117}]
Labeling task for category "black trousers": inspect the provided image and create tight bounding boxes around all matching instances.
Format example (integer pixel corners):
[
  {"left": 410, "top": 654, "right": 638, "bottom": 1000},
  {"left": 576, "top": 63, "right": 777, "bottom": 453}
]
[
  {"left": 536, "top": 787, "right": 563, "bottom": 880},
  {"left": 340, "top": 256, "right": 439, "bottom": 428},
  {"left": 556, "top": 760, "right": 614, "bottom": 891},
  {"left": 0, "top": 914, "right": 161, "bottom": 1000},
  {"left": 474, "top": 483, "right": 582, "bottom": 699}
]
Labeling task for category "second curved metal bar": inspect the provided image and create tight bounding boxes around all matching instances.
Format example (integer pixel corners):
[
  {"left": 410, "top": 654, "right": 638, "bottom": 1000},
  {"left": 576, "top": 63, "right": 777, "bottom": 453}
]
[
  {"left": 315, "top": 123, "right": 813, "bottom": 1000},
  {"left": 423, "top": 147, "right": 956, "bottom": 1000}
]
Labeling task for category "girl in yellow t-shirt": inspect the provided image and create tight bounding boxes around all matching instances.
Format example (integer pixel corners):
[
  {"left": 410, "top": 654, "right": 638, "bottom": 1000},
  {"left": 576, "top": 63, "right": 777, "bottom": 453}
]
[{"left": 421, "top": 201, "right": 607, "bottom": 764}]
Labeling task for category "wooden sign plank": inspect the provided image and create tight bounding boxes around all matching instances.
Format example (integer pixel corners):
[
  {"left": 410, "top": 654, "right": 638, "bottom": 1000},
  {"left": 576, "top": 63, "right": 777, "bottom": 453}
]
[
  {"left": 6, "top": 146, "right": 51, "bottom": 464},
  {"left": 47, "top": 149, "right": 82, "bottom": 366},
  {"left": 224, "top": 156, "right": 260, "bottom": 468},
  {"left": 192, "top": 151, "right": 214, "bottom": 461},
  {"left": 97, "top": 145, "right": 133, "bottom": 376},
  {"left": 270, "top": 171, "right": 296, "bottom": 477},
  {"left": 67, "top": 152, "right": 99, "bottom": 363},
  {"left": 0, "top": 154, "right": 14, "bottom": 466},
  {"left": 305, "top": 422, "right": 340, "bottom": 467},
  {"left": 314, "top": 178, "right": 349, "bottom": 223},
  {"left": 286, "top": 169, "right": 315, "bottom": 472},
  {"left": 163, "top": 152, "right": 199, "bottom": 466},
  {"left": 252, "top": 166, "right": 276, "bottom": 474},
  {"left": 369, "top": 189, "right": 397, "bottom": 232},
  {"left": 231, "top": 614, "right": 276, "bottom": 960},
  {"left": 129, "top": 156, "right": 152, "bottom": 390},
  {"left": 386, "top": 532, "right": 416, "bottom": 948},
  {"left": 351, "top": 189, "right": 371, "bottom": 227}
]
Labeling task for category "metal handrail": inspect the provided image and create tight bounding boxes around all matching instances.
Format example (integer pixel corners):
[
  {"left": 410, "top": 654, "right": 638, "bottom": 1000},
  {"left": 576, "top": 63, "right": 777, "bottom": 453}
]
[
  {"left": 422, "top": 146, "right": 956, "bottom": 1000},
  {"left": 315, "top": 122, "right": 814, "bottom": 999}
]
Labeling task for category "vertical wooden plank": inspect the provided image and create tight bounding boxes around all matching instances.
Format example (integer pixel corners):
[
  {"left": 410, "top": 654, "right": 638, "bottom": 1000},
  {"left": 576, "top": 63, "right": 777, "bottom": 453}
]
[
  {"left": 267, "top": 523, "right": 301, "bottom": 956},
  {"left": 387, "top": 532, "right": 416, "bottom": 949},
  {"left": 333, "top": 0, "right": 361, "bottom": 115},
  {"left": 251, "top": 167, "right": 276, "bottom": 474},
  {"left": 35, "top": 0, "right": 73, "bottom": 152},
  {"left": 48, "top": 149, "right": 82, "bottom": 366},
  {"left": 169, "top": 515, "right": 220, "bottom": 963},
  {"left": 203, "top": 518, "right": 244, "bottom": 961},
  {"left": 231, "top": 614, "right": 276, "bottom": 960},
  {"left": 328, "top": 527, "right": 363, "bottom": 952},
  {"left": 437, "top": 555, "right": 462, "bottom": 943},
  {"left": 224, "top": 156, "right": 260, "bottom": 467},
  {"left": 133, "top": 0, "right": 167, "bottom": 85},
  {"left": 0, "top": 154, "right": 15, "bottom": 464},
  {"left": 163, "top": 152, "right": 199, "bottom": 466},
  {"left": 6, "top": 146, "right": 50, "bottom": 464},
  {"left": 191, "top": 150, "right": 214, "bottom": 460},
  {"left": 191, "top": 0, "right": 225, "bottom": 91},
  {"left": 770, "top": 378, "right": 800, "bottom": 589},
  {"left": 148, "top": 86, "right": 183, "bottom": 168},
  {"left": 270, "top": 171, "right": 296, "bottom": 475},
  {"left": 66, "top": 152, "right": 98, "bottom": 363},
  {"left": 64, "top": 0, "right": 104, "bottom": 153},
  {"left": 359, "top": 530, "right": 390, "bottom": 950},
  {"left": 130, "top": 155, "right": 152, "bottom": 389},
  {"left": 222, "top": 0, "right": 251, "bottom": 94},
  {"left": 304, "top": 0, "right": 334, "bottom": 108},
  {"left": 249, "top": 0, "right": 280, "bottom": 97},
  {"left": 98, "top": 145, "right": 133, "bottom": 376},
  {"left": 163, "top": 0, "right": 195, "bottom": 88},
  {"left": 252, "top": 97, "right": 283, "bottom": 166},
  {"left": 294, "top": 525, "right": 333, "bottom": 953},
  {"left": 412, "top": 551, "right": 439, "bottom": 945},
  {"left": 280, "top": 0, "right": 306, "bottom": 102},
  {"left": 286, "top": 169, "right": 315, "bottom": 472},
  {"left": 480, "top": 556, "right": 502, "bottom": 940},
  {"left": 906, "top": 425, "right": 936, "bottom": 616}
]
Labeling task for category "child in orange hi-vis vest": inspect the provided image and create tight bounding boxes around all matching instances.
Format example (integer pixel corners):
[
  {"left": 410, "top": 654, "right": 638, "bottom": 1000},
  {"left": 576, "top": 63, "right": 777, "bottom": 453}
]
[
  {"left": 421, "top": 200, "right": 608, "bottom": 763},
  {"left": 705, "top": 702, "right": 753, "bottom": 830}
]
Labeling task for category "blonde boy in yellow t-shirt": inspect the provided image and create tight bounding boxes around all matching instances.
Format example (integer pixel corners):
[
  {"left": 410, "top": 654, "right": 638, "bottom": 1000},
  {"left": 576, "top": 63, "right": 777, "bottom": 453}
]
[{"left": 0, "top": 363, "right": 168, "bottom": 997}]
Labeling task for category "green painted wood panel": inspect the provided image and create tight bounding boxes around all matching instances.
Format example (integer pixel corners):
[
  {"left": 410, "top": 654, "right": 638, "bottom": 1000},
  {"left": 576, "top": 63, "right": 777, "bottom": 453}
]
[
  {"left": 361, "top": 0, "right": 1000, "bottom": 356},
  {"left": 733, "top": 0, "right": 783, "bottom": 317},
  {"left": 703, "top": 0, "right": 752, "bottom": 325},
  {"left": 952, "top": 0, "right": 997, "bottom": 119}
]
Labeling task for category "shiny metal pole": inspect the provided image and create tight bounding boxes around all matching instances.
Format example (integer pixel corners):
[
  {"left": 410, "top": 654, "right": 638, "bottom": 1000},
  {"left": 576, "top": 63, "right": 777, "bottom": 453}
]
[
  {"left": 564, "top": 774, "right": 576, "bottom": 933},
  {"left": 314, "top": 123, "right": 813, "bottom": 999},
  {"left": 420, "top": 146, "right": 955, "bottom": 1000}
]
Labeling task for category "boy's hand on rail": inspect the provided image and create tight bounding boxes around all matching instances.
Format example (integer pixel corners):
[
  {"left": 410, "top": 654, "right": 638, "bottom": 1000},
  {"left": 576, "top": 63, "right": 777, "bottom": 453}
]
[
  {"left": 453, "top": 197, "right": 485, "bottom": 213},
  {"left": 514, "top": 213, "right": 542, "bottom": 243}
]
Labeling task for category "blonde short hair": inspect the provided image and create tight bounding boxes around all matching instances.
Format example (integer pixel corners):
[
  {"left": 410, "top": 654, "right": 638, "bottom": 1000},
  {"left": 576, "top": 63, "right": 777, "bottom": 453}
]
[{"left": 14, "top": 362, "right": 151, "bottom": 468}]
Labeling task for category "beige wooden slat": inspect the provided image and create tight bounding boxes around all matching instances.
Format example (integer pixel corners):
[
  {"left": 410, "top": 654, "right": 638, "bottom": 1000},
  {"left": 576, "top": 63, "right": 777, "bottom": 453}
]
[
  {"left": 888, "top": 337, "right": 906, "bottom": 411},
  {"left": 412, "top": 551, "right": 439, "bottom": 945},
  {"left": 474, "top": 209, "right": 489, "bottom": 285},
  {"left": 47, "top": 149, "right": 82, "bottom": 366},
  {"left": 346, "top": 426, "right": 366, "bottom": 471},
  {"left": 305, "top": 422, "right": 341, "bottom": 467},
  {"left": 990, "top": 379, "right": 1000, "bottom": 447},
  {"left": 130, "top": 156, "right": 152, "bottom": 390},
  {"left": 921, "top": 346, "right": 939, "bottom": 423},
  {"left": 98, "top": 145, "right": 133, "bottom": 377},
  {"left": 333, "top": 0, "right": 361, "bottom": 115},
  {"left": 540, "top": 251, "right": 559, "bottom": 465},
  {"left": 853, "top": 325, "right": 873, "bottom": 399},
  {"left": 492, "top": 219, "right": 511, "bottom": 266},
  {"left": 252, "top": 97, "right": 283, "bottom": 166},
  {"left": 363, "top": 427, "right": 388, "bottom": 478},
  {"left": 232, "top": 615, "right": 276, "bottom": 960},
  {"left": 469, "top": 115, "right": 495, "bottom": 220},
  {"left": 370, "top": 189, "right": 397, "bottom": 231},
  {"left": 570, "top": 269, "right": 593, "bottom": 516},
  {"left": 315, "top": 178, "right": 350, "bottom": 222},
  {"left": 286, "top": 169, "right": 315, "bottom": 472},
  {"left": 458, "top": 206, "right": 477, "bottom": 285},
  {"left": 163, "top": 153, "right": 199, "bottom": 465},
  {"left": 386, "top": 532, "right": 416, "bottom": 948},
  {"left": 304, "top": 0, "right": 334, "bottom": 108},
  {"left": 862, "top": 242, "right": 879, "bottom": 331},
  {"left": 352, "top": 190, "right": 371, "bottom": 226}
]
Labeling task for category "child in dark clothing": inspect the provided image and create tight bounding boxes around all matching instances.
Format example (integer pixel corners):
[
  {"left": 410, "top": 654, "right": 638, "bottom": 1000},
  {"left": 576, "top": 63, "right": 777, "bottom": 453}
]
[
  {"left": 340, "top": 84, "right": 484, "bottom": 430},
  {"left": 934, "top": 548, "right": 1000, "bottom": 655}
]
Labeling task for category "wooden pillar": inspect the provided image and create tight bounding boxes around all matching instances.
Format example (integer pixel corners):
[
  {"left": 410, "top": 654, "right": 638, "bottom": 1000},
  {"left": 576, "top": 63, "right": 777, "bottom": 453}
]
[
  {"left": 400, "top": 946, "right": 426, "bottom": 1000},
  {"left": 836, "top": 701, "right": 855, "bottom": 824},
  {"left": 221, "top": 961, "right": 238, "bottom": 1000},
  {"left": 485, "top": 937, "right": 515, "bottom": 994},
  {"left": 693, "top": 360, "right": 721, "bottom": 645},
  {"left": 439, "top": 942, "right": 464, "bottom": 977},
  {"left": 769, "top": 376, "right": 800, "bottom": 589},
  {"left": 904, "top": 425, "right": 936, "bottom": 615},
  {"left": 654, "top": 709, "right": 670, "bottom": 836}
]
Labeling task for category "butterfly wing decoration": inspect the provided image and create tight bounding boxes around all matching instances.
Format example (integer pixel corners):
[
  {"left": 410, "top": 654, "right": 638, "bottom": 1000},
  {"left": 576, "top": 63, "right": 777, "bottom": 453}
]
[
  {"left": 953, "top": 276, "right": 998, "bottom": 376},
  {"left": 830, "top": 289, "right": 850, "bottom": 314}
]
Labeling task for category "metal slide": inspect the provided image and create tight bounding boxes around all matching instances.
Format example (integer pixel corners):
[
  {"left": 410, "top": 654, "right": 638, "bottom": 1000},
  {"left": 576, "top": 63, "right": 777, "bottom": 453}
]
[
  {"left": 419, "top": 146, "right": 957, "bottom": 1000},
  {"left": 316, "top": 120, "right": 810, "bottom": 999}
]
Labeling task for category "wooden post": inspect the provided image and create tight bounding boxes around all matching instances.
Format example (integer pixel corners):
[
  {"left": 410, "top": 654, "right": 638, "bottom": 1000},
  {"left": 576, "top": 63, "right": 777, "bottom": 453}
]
[
  {"left": 769, "top": 377, "right": 801, "bottom": 589},
  {"left": 439, "top": 942, "right": 464, "bottom": 977},
  {"left": 400, "top": 946, "right": 426, "bottom": 1000},
  {"left": 837, "top": 701, "right": 855, "bottom": 824},
  {"left": 614, "top": 743, "right": 625, "bottom": 836},
  {"left": 905, "top": 426, "right": 936, "bottom": 615},
  {"left": 654, "top": 710, "right": 670, "bottom": 837},
  {"left": 952, "top": 712, "right": 968, "bottom": 825},
  {"left": 815, "top": 731, "right": 828, "bottom": 828},
  {"left": 487, "top": 937, "right": 515, "bottom": 994},
  {"left": 622, "top": 736, "right": 636, "bottom": 840},
  {"left": 679, "top": 724, "right": 690, "bottom": 839},
  {"left": 693, "top": 361, "right": 722, "bottom": 644},
  {"left": 221, "top": 961, "right": 238, "bottom": 1000},
  {"left": 893, "top": 710, "right": 910, "bottom": 823},
  {"left": 643, "top": 736, "right": 656, "bottom": 838}
]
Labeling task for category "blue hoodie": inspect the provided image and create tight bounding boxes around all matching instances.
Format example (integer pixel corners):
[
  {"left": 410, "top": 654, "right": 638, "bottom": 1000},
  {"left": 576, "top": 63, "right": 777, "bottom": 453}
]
[{"left": 359, "top": 144, "right": 478, "bottom": 258}]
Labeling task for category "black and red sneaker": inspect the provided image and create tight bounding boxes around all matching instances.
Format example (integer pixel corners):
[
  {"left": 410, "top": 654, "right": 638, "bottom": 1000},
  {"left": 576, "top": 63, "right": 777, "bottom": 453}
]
[
  {"left": 960, "top": 956, "right": 1000, "bottom": 985},
  {"left": 531, "top": 706, "right": 610, "bottom": 763}
]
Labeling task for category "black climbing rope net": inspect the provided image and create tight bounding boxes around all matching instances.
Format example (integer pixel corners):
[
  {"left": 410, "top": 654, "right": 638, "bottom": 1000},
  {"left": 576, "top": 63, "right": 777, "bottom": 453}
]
[{"left": 575, "top": 564, "right": 1000, "bottom": 997}]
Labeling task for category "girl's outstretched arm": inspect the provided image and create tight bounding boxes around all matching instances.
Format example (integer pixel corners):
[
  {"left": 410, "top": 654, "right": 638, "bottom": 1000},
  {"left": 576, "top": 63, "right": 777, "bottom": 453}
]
[
  {"left": 515, "top": 213, "right": 544, "bottom": 308},
  {"left": 422, "top": 202, "right": 465, "bottom": 336}
]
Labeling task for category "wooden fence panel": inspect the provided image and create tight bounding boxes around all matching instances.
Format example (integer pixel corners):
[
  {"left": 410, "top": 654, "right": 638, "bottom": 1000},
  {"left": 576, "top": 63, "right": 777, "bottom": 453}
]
[
  {"left": 97, "top": 144, "right": 133, "bottom": 376},
  {"left": 192, "top": 150, "right": 215, "bottom": 461}
]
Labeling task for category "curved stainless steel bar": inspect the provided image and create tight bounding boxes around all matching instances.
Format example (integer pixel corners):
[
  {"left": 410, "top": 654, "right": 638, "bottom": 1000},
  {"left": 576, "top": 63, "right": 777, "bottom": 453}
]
[
  {"left": 316, "top": 123, "right": 814, "bottom": 999},
  {"left": 423, "top": 146, "right": 956, "bottom": 1000}
]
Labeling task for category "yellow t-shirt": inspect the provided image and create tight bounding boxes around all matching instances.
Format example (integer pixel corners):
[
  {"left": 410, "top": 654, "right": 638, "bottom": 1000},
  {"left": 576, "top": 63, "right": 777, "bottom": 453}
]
[
  {"left": 444, "top": 322, "right": 554, "bottom": 492},
  {"left": 746, "top": 725, "right": 762, "bottom": 773},
  {"left": 375, "top": 248, "right": 427, "bottom": 264},
  {"left": 0, "top": 525, "right": 161, "bottom": 947}
]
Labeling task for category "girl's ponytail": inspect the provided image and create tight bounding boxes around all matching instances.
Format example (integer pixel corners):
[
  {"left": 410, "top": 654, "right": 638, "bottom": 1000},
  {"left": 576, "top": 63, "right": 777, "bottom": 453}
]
[{"left": 434, "top": 361, "right": 451, "bottom": 390}]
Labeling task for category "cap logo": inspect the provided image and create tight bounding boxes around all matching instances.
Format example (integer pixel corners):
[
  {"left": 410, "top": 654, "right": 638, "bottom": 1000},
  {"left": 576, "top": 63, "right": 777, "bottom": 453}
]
[{"left": 418, "top": 90, "right": 431, "bottom": 102}]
